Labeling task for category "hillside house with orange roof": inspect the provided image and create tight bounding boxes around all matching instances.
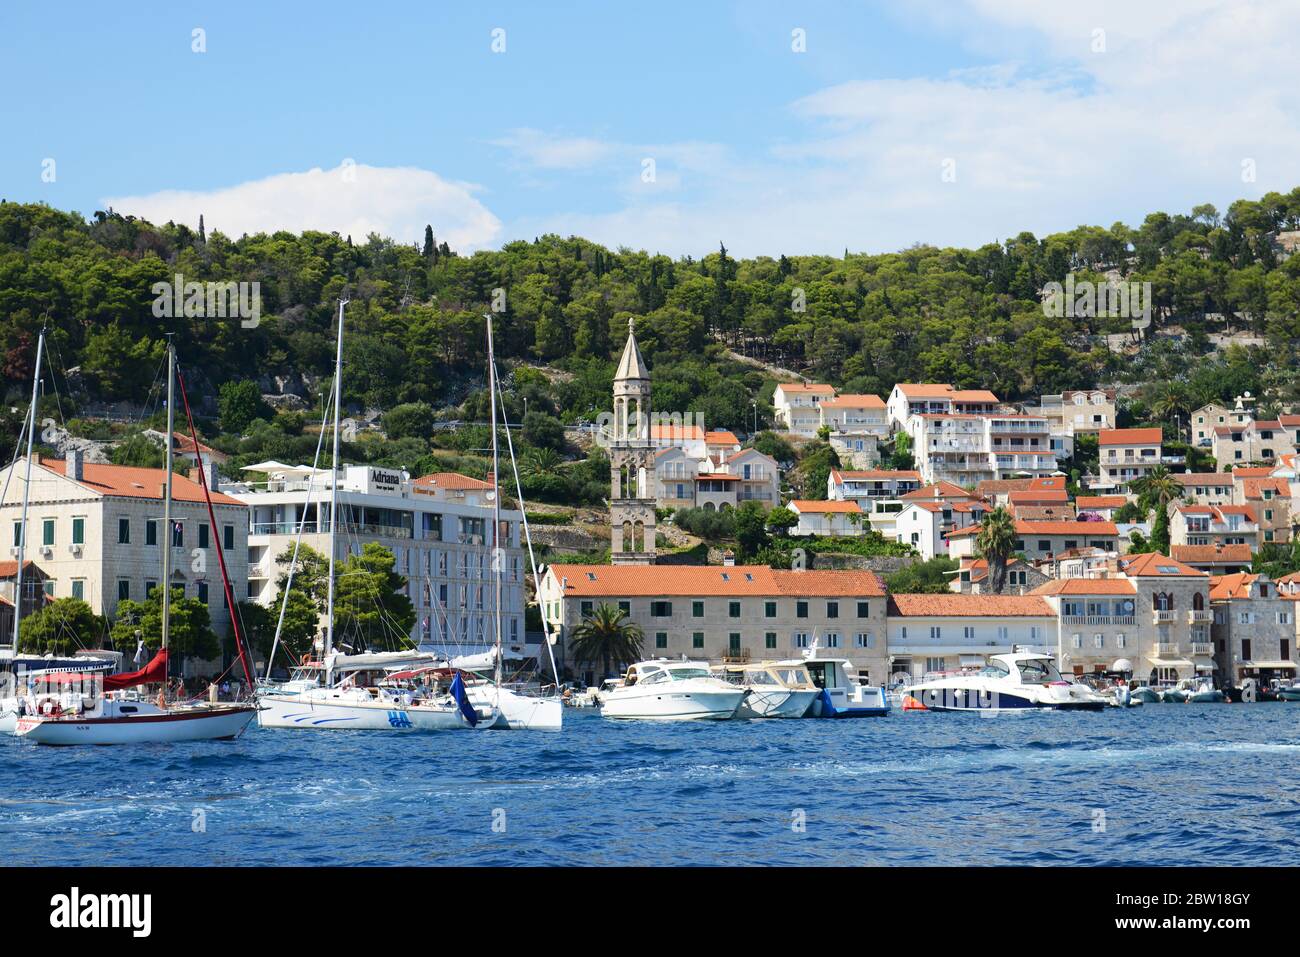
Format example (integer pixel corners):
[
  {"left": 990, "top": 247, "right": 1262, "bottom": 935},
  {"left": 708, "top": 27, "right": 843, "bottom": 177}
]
[
  {"left": 1097, "top": 427, "right": 1164, "bottom": 492},
  {"left": 772, "top": 382, "right": 836, "bottom": 437},
  {"left": 1209, "top": 572, "right": 1296, "bottom": 687}
]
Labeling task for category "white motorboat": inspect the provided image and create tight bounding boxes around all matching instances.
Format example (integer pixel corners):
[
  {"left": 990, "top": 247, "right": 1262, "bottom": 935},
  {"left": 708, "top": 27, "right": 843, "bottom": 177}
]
[
  {"left": 777, "top": 645, "right": 889, "bottom": 717},
  {"left": 600, "top": 660, "right": 747, "bottom": 720},
  {"left": 907, "top": 651, "right": 1108, "bottom": 712},
  {"left": 1178, "top": 676, "right": 1226, "bottom": 703},
  {"left": 714, "top": 661, "right": 820, "bottom": 718}
]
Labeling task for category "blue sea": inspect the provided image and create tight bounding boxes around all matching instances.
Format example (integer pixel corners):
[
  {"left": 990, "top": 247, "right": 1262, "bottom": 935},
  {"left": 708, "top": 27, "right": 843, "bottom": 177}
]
[{"left": 3, "top": 705, "right": 1298, "bottom": 866}]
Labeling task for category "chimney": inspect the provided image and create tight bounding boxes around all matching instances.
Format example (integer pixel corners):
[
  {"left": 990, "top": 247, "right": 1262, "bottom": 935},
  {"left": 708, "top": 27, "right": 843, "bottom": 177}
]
[
  {"left": 722, "top": 550, "right": 735, "bottom": 567},
  {"left": 189, "top": 457, "right": 220, "bottom": 491},
  {"left": 65, "top": 447, "right": 83, "bottom": 481}
]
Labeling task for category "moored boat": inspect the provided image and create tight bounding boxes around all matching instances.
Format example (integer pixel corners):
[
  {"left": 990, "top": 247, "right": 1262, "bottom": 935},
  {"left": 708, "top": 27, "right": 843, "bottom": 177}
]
[
  {"left": 600, "top": 659, "right": 747, "bottom": 720},
  {"left": 713, "top": 661, "right": 820, "bottom": 718},
  {"left": 908, "top": 651, "right": 1108, "bottom": 712}
]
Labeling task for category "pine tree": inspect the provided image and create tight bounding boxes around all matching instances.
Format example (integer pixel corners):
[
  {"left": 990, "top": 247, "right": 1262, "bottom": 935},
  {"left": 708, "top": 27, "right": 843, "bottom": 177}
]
[
  {"left": 422, "top": 224, "right": 434, "bottom": 258},
  {"left": 198, "top": 214, "right": 206, "bottom": 243}
]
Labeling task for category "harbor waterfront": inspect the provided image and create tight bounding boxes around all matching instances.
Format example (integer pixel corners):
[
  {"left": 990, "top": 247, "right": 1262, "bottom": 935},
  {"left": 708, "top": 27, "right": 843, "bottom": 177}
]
[{"left": 3, "top": 706, "right": 1297, "bottom": 867}]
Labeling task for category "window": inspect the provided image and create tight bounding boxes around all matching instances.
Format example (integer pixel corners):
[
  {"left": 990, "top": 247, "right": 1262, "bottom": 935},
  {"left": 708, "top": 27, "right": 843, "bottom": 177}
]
[
  {"left": 796, "top": 600, "right": 808, "bottom": 618},
  {"left": 171, "top": 521, "right": 183, "bottom": 548},
  {"left": 963, "top": 626, "right": 975, "bottom": 640},
  {"left": 655, "top": 632, "right": 667, "bottom": 649},
  {"left": 117, "top": 579, "right": 130, "bottom": 601},
  {"left": 692, "top": 631, "right": 704, "bottom": 649},
  {"left": 1241, "top": 639, "right": 1252, "bottom": 661},
  {"left": 857, "top": 600, "right": 870, "bottom": 617},
  {"left": 650, "top": 601, "right": 672, "bottom": 617},
  {"left": 764, "top": 600, "right": 777, "bottom": 618},
  {"left": 1093, "top": 633, "right": 1104, "bottom": 649},
  {"left": 43, "top": 581, "right": 54, "bottom": 597},
  {"left": 692, "top": 600, "right": 705, "bottom": 618},
  {"left": 71, "top": 517, "right": 85, "bottom": 546},
  {"left": 42, "top": 517, "right": 55, "bottom": 547},
  {"left": 728, "top": 633, "right": 741, "bottom": 653},
  {"left": 580, "top": 601, "right": 593, "bottom": 618},
  {"left": 71, "top": 579, "right": 84, "bottom": 600},
  {"left": 765, "top": 632, "right": 777, "bottom": 649},
  {"left": 826, "top": 601, "right": 839, "bottom": 619},
  {"left": 997, "top": 626, "right": 1009, "bottom": 641},
  {"left": 199, "top": 523, "right": 210, "bottom": 549},
  {"left": 223, "top": 524, "right": 235, "bottom": 550},
  {"left": 1072, "top": 634, "right": 1082, "bottom": 649},
  {"left": 1283, "top": 639, "right": 1291, "bottom": 661},
  {"left": 728, "top": 600, "right": 741, "bottom": 618},
  {"left": 1116, "top": 633, "right": 1126, "bottom": 649},
  {"left": 197, "top": 582, "right": 209, "bottom": 604},
  {"left": 855, "top": 632, "right": 873, "bottom": 648},
  {"left": 825, "top": 633, "right": 839, "bottom": 648},
  {"left": 929, "top": 626, "right": 941, "bottom": 640},
  {"left": 618, "top": 601, "right": 630, "bottom": 615},
  {"left": 1037, "top": 540, "right": 1050, "bottom": 552},
  {"left": 118, "top": 517, "right": 130, "bottom": 544},
  {"left": 794, "top": 632, "right": 810, "bottom": 648}
]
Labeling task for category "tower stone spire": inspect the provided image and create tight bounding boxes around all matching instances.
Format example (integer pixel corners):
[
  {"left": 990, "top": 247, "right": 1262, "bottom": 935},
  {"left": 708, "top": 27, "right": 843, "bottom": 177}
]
[{"left": 610, "top": 321, "right": 655, "bottom": 564}]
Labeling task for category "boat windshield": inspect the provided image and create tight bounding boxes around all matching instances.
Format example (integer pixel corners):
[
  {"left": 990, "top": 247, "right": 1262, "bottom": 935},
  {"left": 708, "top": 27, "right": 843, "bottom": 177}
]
[
  {"left": 666, "top": 667, "right": 711, "bottom": 680},
  {"left": 746, "top": 669, "right": 780, "bottom": 686},
  {"left": 978, "top": 661, "right": 1011, "bottom": 679},
  {"left": 1018, "top": 658, "right": 1063, "bottom": 684}
]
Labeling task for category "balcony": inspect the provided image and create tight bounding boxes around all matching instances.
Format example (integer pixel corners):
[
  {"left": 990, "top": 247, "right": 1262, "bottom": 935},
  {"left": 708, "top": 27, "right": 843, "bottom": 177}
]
[
  {"left": 1153, "top": 609, "right": 1177, "bottom": 624},
  {"left": 1156, "top": 642, "right": 1180, "bottom": 656},
  {"left": 1188, "top": 610, "right": 1212, "bottom": 623},
  {"left": 1062, "top": 616, "right": 1137, "bottom": 626},
  {"left": 1191, "top": 642, "right": 1214, "bottom": 656}
]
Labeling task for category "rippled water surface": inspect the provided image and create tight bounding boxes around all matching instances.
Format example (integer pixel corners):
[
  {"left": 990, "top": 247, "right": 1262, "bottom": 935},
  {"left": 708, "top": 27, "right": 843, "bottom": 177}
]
[{"left": 3, "top": 705, "right": 1298, "bottom": 865}]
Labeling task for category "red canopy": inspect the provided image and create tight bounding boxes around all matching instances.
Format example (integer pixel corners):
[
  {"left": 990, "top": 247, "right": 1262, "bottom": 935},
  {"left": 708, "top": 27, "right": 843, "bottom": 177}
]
[{"left": 103, "top": 649, "right": 168, "bottom": 691}]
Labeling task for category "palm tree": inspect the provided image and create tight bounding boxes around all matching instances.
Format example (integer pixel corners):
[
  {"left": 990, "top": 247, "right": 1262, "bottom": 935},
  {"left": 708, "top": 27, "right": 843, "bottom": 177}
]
[
  {"left": 1131, "top": 464, "right": 1181, "bottom": 513},
  {"left": 521, "top": 447, "right": 563, "bottom": 477},
  {"left": 1150, "top": 384, "right": 1189, "bottom": 441},
  {"left": 975, "top": 505, "right": 1018, "bottom": 594},
  {"left": 568, "top": 603, "right": 644, "bottom": 680}
]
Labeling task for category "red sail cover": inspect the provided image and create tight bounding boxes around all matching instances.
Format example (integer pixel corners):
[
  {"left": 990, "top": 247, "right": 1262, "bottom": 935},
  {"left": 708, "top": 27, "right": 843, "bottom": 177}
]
[{"left": 103, "top": 649, "right": 168, "bottom": 691}]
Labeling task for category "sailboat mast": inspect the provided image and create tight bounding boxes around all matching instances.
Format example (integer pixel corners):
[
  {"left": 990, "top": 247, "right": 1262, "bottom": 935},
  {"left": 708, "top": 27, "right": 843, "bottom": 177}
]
[
  {"left": 9, "top": 328, "right": 45, "bottom": 650},
  {"left": 325, "top": 299, "right": 347, "bottom": 657},
  {"left": 486, "top": 314, "right": 503, "bottom": 691},
  {"left": 161, "top": 340, "right": 175, "bottom": 657}
]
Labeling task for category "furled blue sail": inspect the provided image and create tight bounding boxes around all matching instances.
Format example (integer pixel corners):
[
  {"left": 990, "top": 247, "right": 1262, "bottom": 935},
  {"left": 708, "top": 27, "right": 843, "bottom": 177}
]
[{"left": 449, "top": 672, "right": 478, "bottom": 727}]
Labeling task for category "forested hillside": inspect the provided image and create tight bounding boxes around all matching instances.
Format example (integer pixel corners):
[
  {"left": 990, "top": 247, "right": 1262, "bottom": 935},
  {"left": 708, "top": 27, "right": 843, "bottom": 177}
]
[{"left": 4, "top": 190, "right": 1300, "bottom": 442}]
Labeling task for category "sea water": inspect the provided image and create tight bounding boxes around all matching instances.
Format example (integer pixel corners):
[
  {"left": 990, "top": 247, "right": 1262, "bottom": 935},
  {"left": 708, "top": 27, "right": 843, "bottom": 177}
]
[{"left": 2, "top": 705, "right": 1297, "bottom": 866}]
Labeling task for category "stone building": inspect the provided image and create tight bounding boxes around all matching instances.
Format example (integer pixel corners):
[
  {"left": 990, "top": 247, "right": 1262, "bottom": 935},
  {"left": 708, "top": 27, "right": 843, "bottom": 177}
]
[{"left": 609, "top": 321, "right": 656, "bottom": 564}]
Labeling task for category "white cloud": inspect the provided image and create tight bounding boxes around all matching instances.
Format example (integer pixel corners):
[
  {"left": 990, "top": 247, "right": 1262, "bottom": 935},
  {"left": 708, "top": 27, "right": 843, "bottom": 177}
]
[
  {"left": 490, "top": 128, "right": 616, "bottom": 170},
  {"left": 103, "top": 163, "right": 502, "bottom": 251},
  {"left": 502, "top": 0, "right": 1300, "bottom": 257}
]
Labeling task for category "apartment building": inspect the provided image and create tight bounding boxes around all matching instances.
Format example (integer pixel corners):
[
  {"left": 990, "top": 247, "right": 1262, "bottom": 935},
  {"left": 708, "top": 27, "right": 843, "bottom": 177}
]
[
  {"left": 227, "top": 464, "right": 528, "bottom": 656},
  {"left": 1035, "top": 389, "right": 1116, "bottom": 435},
  {"left": 538, "top": 563, "right": 890, "bottom": 684},
  {"left": 773, "top": 383, "right": 836, "bottom": 437},
  {"left": 656, "top": 446, "right": 781, "bottom": 512},
  {"left": 0, "top": 453, "right": 248, "bottom": 669},
  {"left": 1173, "top": 473, "right": 1234, "bottom": 505},
  {"left": 789, "top": 499, "right": 864, "bottom": 537},
  {"left": 1234, "top": 475, "right": 1292, "bottom": 545},
  {"left": 948, "top": 519, "right": 1119, "bottom": 561},
  {"left": 949, "top": 557, "right": 1049, "bottom": 595},
  {"left": 1031, "top": 578, "right": 1140, "bottom": 675},
  {"left": 907, "top": 412, "right": 1063, "bottom": 486},
  {"left": 1097, "top": 428, "right": 1164, "bottom": 491},
  {"left": 829, "top": 432, "right": 882, "bottom": 470},
  {"left": 819, "top": 394, "right": 889, "bottom": 437},
  {"left": 885, "top": 593, "right": 1056, "bottom": 680},
  {"left": 1209, "top": 573, "right": 1296, "bottom": 688},
  {"left": 893, "top": 499, "right": 986, "bottom": 560},
  {"left": 1191, "top": 402, "right": 1249, "bottom": 447},
  {"left": 1107, "top": 552, "right": 1213, "bottom": 684},
  {"left": 827, "top": 468, "right": 924, "bottom": 538},
  {"left": 1169, "top": 543, "right": 1253, "bottom": 574},
  {"left": 1169, "top": 504, "right": 1259, "bottom": 551},
  {"left": 886, "top": 384, "right": 1000, "bottom": 431},
  {"left": 1211, "top": 418, "right": 1296, "bottom": 467}
]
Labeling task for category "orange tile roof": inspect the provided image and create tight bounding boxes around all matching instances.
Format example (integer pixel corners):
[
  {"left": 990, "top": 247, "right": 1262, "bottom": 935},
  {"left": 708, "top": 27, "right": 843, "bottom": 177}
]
[
  {"left": 896, "top": 383, "right": 956, "bottom": 398},
  {"left": 1171, "top": 544, "right": 1253, "bottom": 565},
  {"left": 1013, "top": 505, "right": 1076, "bottom": 521},
  {"left": 775, "top": 382, "right": 834, "bottom": 394},
  {"left": 1029, "top": 579, "right": 1136, "bottom": 595},
  {"left": 36, "top": 459, "right": 244, "bottom": 506},
  {"left": 832, "top": 469, "right": 923, "bottom": 482},
  {"left": 1030, "top": 476, "right": 1068, "bottom": 489},
  {"left": 1076, "top": 495, "right": 1128, "bottom": 508},
  {"left": 1230, "top": 467, "right": 1273, "bottom": 478},
  {"left": 820, "top": 394, "right": 885, "bottom": 409},
  {"left": 977, "top": 479, "right": 1033, "bottom": 495},
  {"left": 167, "top": 431, "right": 219, "bottom": 456},
  {"left": 1116, "top": 552, "right": 1208, "bottom": 577},
  {"left": 1174, "top": 472, "right": 1233, "bottom": 486},
  {"left": 0, "top": 560, "right": 38, "bottom": 578},
  {"left": 547, "top": 564, "right": 885, "bottom": 597},
  {"left": 1275, "top": 570, "right": 1300, "bottom": 585},
  {"left": 694, "top": 473, "right": 739, "bottom": 481},
  {"left": 790, "top": 499, "right": 861, "bottom": 513},
  {"left": 1240, "top": 478, "right": 1290, "bottom": 499},
  {"left": 413, "top": 471, "right": 494, "bottom": 490},
  {"left": 1017, "top": 519, "right": 1118, "bottom": 535},
  {"left": 1209, "top": 572, "right": 1258, "bottom": 600},
  {"left": 704, "top": 430, "right": 740, "bottom": 446},
  {"left": 903, "top": 481, "right": 975, "bottom": 501},
  {"left": 1008, "top": 489, "right": 1069, "bottom": 504},
  {"left": 887, "top": 594, "right": 1054, "bottom": 617},
  {"left": 1099, "top": 427, "right": 1162, "bottom": 445},
  {"left": 949, "top": 389, "right": 999, "bottom": 403}
]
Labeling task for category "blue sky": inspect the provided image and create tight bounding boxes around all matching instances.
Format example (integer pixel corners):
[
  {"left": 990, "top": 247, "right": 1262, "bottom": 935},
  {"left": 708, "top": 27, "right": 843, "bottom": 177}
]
[{"left": 3, "top": 1, "right": 1298, "bottom": 256}]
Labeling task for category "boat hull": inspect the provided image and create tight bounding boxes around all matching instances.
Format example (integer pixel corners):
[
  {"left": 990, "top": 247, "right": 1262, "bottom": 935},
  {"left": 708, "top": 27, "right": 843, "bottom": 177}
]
[
  {"left": 471, "top": 687, "right": 563, "bottom": 729},
  {"left": 15, "top": 705, "right": 255, "bottom": 745},
  {"left": 256, "top": 692, "right": 473, "bottom": 730},
  {"left": 734, "top": 688, "right": 818, "bottom": 719},
  {"left": 909, "top": 686, "right": 1107, "bottom": 713},
  {"left": 601, "top": 689, "right": 745, "bottom": 721}
]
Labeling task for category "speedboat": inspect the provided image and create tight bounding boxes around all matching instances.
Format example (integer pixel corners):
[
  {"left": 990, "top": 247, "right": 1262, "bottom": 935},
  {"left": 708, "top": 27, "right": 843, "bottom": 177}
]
[
  {"left": 907, "top": 651, "right": 1108, "bottom": 712},
  {"left": 1180, "top": 677, "right": 1225, "bottom": 703},
  {"left": 1160, "top": 685, "right": 1188, "bottom": 703},
  {"left": 1277, "top": 683, "right": 1300, "bottom": 702},
  {"left": 781, "top": 650, "right": 889, "bottom": 717},
  {"left": 599, "top": 660, "right": 747, "bottom": 721},
  {"left": 1128, "top": 684, "right": 1163, "bottom": 704},
  {"left": 713, "top": 661, "right": 820, "bottom": 718}
]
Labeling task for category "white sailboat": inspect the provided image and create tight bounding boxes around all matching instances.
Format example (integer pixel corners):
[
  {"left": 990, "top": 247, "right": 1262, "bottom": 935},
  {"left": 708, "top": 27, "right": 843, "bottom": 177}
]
[
  {"left": 255, "top": 300, "right": 494, "bottom": 731},
  {"left": 16, "top": 340, "right": 258, "bottom": 744}
]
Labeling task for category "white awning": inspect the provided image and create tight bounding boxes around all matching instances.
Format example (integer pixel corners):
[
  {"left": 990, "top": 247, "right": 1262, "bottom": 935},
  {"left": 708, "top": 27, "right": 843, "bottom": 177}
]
[
  {"left": 1148, "top": 657, "right": 1193, "bottom": 668},
  {"left": 1239, "top": 660, "right": 1298, "bottom": 670}
]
